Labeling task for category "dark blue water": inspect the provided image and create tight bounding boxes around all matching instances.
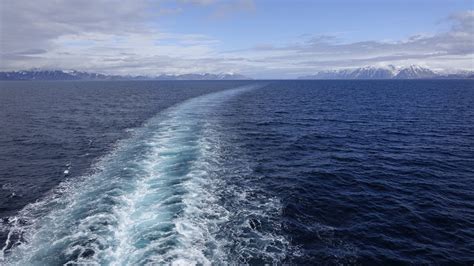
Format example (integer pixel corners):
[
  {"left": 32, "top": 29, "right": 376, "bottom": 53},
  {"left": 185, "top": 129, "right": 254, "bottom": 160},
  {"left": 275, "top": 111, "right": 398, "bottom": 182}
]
[
  {"left": 0, "top": 80, "right": 473, "bottom": 264},
  {"left": 0, "top": 81, "right": 249, "bottom": 217}
]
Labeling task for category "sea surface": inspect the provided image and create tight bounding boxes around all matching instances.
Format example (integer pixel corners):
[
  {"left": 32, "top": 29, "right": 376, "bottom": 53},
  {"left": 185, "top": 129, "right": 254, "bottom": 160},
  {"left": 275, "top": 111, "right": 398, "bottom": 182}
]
[{"left": 0, "top": 80, "right": 473, "bottom": 264}]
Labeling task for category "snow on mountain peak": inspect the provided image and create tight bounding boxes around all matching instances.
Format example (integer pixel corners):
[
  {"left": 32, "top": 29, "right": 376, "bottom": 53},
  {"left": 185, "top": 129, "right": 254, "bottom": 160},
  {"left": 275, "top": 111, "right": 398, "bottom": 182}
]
[{"left": 299, "top": 65, "right": 450, "bottom": 79}]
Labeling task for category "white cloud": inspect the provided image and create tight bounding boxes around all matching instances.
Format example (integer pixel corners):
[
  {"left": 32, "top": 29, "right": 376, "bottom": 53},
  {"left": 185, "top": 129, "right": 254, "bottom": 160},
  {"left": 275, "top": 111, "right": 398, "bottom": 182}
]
[
  {"left": 222, "top": 10, "right": 474, "bottom": 77},
  {"left": 0, "top": 1, "right": 472, "bottom": 78}
]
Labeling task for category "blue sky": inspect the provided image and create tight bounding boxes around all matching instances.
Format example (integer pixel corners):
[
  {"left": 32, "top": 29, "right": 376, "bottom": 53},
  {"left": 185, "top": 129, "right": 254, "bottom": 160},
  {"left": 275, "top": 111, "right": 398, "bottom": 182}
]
[
  {"left": 1, "top": 0, "right": 473, "bottom": 78},
  {"left": 160, "top": 0, "right": 469, "bottom": 45}
]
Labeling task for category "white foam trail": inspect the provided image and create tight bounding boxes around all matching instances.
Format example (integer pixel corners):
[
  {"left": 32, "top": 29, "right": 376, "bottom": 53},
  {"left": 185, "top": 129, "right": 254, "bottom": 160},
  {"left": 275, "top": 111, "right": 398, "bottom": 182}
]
[{"left": 1, "top": 84, "right": 289, "bottom": 265}]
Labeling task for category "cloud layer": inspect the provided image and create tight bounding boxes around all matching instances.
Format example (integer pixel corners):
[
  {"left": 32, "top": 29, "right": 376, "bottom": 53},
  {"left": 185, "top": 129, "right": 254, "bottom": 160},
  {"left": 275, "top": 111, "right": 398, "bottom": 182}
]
[{"left": 0, "top": 1, "right": 472, "bottom": 78}]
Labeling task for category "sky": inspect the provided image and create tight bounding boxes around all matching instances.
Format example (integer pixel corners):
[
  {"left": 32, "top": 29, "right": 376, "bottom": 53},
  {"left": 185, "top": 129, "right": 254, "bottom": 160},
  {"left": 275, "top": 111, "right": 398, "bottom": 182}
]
[{"left": 0, "top": 0, "right": 473, "bottom": 78}]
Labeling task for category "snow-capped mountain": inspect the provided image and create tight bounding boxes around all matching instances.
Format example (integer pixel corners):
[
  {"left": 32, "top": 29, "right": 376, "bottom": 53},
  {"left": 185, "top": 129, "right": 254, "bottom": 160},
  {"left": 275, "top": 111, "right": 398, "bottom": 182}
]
[
  {"left": 155, "top": 73, "right": 249, "bottom": 80},
  {"left": 298, "top": 65, "right": 468, "bottom": 79},
  {"left": 0, "top": 70, "right": 128, "bottom": 80},
  {"left": 349, "top": 65, "right": 397, "bottom": 79},
  {"left": 393, "top": 65, "right": 436, "bottom": 79},
  {"left": 0, "top": 70, "right": 251, "bottom": 80}
]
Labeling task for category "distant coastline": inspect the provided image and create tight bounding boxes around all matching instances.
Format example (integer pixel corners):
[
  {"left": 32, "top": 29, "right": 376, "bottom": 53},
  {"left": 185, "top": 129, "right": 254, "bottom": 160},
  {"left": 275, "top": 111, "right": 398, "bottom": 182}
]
[
  {"left": 0, "top": 70, "right": 252, "bottom": 81},
  {"left": 298, "top": 65, "right": 474, "bottom": 80},
  {"left": 1, "top": 65, "right": 472, "bottom": 80}
]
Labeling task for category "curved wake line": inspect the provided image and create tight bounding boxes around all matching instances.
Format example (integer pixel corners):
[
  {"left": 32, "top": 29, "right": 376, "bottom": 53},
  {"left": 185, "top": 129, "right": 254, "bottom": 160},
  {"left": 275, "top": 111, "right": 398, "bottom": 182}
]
[{"left": 1, "top": 83, "right": 288, "bottom": 265}]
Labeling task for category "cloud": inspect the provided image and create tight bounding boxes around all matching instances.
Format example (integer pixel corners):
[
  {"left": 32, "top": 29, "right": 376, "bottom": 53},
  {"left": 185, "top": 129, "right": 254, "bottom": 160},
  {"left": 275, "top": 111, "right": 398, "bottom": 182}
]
[
  {"left": 16, "top": 49, "right": 49, "bottom": 55},
  {"left": 0, "top": 0, "right": 228, "bottom": 73},
  {"left": 158, "top": 7, "right": 183, "bottom": 15},
  {"left": 448, "top": 10, "right": 474, "bottom": 31},
  {"left": 0, "top": 1, "right": 472, "bottom": 78},
  {"left": 179, "top": 0, "right": 217, "bottom": 5},
  {"left": 0, "top": 0, "right": 154, "bottom": 53},
  {"left": 225, "top": 10, "right": 474, "bottom": 76},
  {"left": 175, "top": 0, "right": 255, "bottom": 18},
  {"left": 211, "top": 0, "right": 255, "bottom": 18}
]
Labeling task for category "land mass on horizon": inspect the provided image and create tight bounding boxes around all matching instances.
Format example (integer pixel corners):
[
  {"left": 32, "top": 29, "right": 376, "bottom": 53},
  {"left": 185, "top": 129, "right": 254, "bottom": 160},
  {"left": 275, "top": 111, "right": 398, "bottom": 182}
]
[{"left": 1, "top": 65, "right": 472, "bottom": 80}]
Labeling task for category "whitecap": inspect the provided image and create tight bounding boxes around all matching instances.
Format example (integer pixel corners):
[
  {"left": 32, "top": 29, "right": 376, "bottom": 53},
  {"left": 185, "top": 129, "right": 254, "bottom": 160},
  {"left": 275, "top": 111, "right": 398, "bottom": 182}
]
[{"left": 1, "top": 84, "right": 289, "bottom": 265}]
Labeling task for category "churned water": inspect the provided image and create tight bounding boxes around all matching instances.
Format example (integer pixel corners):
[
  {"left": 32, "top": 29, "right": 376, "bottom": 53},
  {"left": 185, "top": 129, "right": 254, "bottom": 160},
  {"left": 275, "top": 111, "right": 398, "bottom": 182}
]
[{"left": 0, "top": 80, "right": 473, "bottom": 264}]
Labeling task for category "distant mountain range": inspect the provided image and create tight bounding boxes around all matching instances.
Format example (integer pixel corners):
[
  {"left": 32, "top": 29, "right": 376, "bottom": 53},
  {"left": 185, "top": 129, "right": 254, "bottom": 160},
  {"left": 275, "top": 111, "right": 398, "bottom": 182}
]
[
  {"left": 0, "top": 70, "right": 251, "bottom": 80},
  {"left": 299, "top": 65, "right": 474, "bottom": 80},
  {"left": 1, "top": 66, "right": 472, "bottom": 80}
]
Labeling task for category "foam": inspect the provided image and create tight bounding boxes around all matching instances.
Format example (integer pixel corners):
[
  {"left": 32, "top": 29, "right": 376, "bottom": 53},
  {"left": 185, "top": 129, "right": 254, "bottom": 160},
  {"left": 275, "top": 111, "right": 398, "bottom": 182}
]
[{"left": 1, "top": 84, "right": 290, "bottom": 264}]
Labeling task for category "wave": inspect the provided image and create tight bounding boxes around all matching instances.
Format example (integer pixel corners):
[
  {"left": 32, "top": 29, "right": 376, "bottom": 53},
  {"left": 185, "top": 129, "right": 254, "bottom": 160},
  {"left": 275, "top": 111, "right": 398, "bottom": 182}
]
[{"left": 0, "top": 84, "right": 289, "bottom": 265}]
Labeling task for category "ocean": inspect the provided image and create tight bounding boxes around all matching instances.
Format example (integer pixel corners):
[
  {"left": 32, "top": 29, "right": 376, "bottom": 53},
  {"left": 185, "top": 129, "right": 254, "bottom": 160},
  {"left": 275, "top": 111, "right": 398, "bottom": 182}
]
[{"left": 0, "top": 80, "right": 473, "bottom": 264}]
